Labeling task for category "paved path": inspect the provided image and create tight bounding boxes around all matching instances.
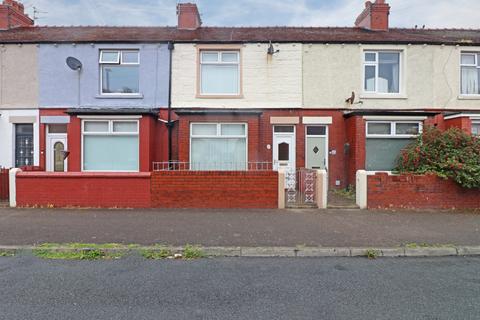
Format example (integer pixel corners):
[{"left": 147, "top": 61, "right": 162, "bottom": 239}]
[
  {"left": 0, "top": 208, "right": 479, "bottom": 247},
  {"left": 0, "top": 256, "right": 479, "bottom": 320}
]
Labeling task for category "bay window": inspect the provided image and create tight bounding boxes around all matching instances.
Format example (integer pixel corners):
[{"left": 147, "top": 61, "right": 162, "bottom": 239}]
[
  {"left": 99, "top": 50, "right": 139, "bottom": 95},
  {"left": 82, "top": 119, "right": 139, "bottom": 171},
  {"left": 366, "top": 121, "right": 421, "bottom": 171},
  {"left": 199, "top": 51, "right": 240, "bottom": 96},
  {"left": 461, "top": 52, "right": 480, "bottom": 95},
  {"left": 364, "top": 51, "right": 401, "bottom": 94},
  {"left": 190, "top": 123, "right": 247, "bottom": 170}
]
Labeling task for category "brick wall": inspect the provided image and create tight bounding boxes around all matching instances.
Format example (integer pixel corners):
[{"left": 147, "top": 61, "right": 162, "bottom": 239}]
[
  {"left": 16, "top": 172, "right": 151, "bottom": 208},
  {"left": 151, "top": 171, "right": 278, "bottom": 208},
  {"left": 345, "top": 116, "right": 366, "bottom": 186},
  {"left": 445, "top": 117, "right": 472, "bottom": 133},
  {"left": 367, "top": 172, "right": 480, "bottom": 209}
]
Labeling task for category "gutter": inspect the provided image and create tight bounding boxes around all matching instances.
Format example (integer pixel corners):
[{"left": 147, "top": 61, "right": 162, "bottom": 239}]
[{"left": 167, "top": 41, "right": 174, "bottom": 162}]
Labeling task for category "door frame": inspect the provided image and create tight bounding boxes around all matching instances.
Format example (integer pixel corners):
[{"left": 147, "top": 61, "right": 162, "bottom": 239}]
[
  {"left": 272, "top": 125, "right": 296, "bottom": 171},
  {"left": 305, "top": 125, "right": 329, "bottom": 170},
  {"left": 46, "top": 133, "right": 68, "bottom": 172}
]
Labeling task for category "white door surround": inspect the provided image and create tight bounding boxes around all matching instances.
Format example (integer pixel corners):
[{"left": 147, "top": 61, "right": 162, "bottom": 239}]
[
  {"left": 46, "top": 133, "right": 68, "bottom": 172},
  {"left": 272, "top": 125, "right": 296, "bottom": 171}
]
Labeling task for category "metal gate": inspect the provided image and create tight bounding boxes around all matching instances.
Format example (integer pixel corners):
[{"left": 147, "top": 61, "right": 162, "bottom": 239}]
[
  {"left": 0, "top": 167, "right": 9, "bottom": 201},
  {"left": 285, "top": 169, "right": 317, "bottom": 208}
]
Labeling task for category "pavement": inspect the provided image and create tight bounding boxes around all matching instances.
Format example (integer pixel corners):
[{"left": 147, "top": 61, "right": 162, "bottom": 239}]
[
  {"left": 0, "top": 255, "right": 479, "bottom": 320},
  {"left": 0, "top": 207, "right": 479, "bottom": 248}
]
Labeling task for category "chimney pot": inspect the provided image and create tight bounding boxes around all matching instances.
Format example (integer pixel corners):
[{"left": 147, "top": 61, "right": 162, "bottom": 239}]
[
  {"left": 355, "top": 0, "right": 390, "bottom": 31},
  {"left": 177, "top": 3, "right": 202, "bottom": 30}
]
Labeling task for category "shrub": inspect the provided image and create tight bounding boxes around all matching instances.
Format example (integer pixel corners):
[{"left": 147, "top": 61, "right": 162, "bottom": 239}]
[{"left": 396, "top": 126, "right": 480, "bottom": 189}]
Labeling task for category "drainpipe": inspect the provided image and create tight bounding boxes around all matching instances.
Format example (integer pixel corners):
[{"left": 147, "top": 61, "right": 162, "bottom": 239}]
[{"left": 167, "top": 41, "right": 174, "bottom": 162}]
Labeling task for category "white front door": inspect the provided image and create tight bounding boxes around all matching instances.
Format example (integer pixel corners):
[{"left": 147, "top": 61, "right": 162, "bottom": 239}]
[
  {"left": 46, "top": 135, "right": 68, "bottom": 172},
  {"left": 273, "top": 125, "right": 296, "bottom": 171}
]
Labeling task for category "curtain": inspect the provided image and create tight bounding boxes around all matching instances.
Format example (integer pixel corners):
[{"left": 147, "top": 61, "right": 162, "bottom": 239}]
[
  {"left": 379, "top": 53, "right": 400, "bottom": 93},
  {"left": 191, "top": 138, "right": 246, "bottom": 170},
  {"left": 84, "top": 135, "right": 139, "bottom": 171},
  {"left": 201, "top": 64, "right": 239, "bottom": 94},
  {"left": 366, "top": 138, "right": 413, "bottom": 171},
  {"left": 461, "top": 67, "right": 478, "bottom": 95}
]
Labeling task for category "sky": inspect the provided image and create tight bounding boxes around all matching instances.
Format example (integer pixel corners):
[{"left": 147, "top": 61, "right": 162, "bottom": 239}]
[{"left": 21, "top": 0, "right": 480, "bottom": 29}]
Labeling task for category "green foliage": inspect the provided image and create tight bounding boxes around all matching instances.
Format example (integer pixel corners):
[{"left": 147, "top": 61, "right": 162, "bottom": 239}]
[
  {"left": 333, "top": 185, "right": 356, "bottom": 200},
  {"left": 33, "top": 249, "right": 106, "bottom": 260},
  {"left": 365, "top": 249, "right": 380, "bottom": 259},
  {"left": 396, "top": 127, "right": 480, "bottom": 189},
  {"left": 0, "top": 251, "right": 15, "bottom": 257},
  {"left": 33, "top": 243, "right": 125, "bottom": 260},
  {"left": 183, "top": 245, "right": 205, "bottom": 259},
  {"left": 140, "top": 245, "right": 173, "bottom": 260}
]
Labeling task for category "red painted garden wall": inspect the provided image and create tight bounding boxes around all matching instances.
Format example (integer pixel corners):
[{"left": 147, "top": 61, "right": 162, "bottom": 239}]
[
  {"left": 151, "top": 171, "right": 278, "bottom": 208},
  {"left": 367, "top": 172, "right": 480, "bottom": 209},
  {"left": 16, "top": 172, "right": 151, "bottom": 208}
]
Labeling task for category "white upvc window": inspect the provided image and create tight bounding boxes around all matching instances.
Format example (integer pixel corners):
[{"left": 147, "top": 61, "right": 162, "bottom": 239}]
[
  {"left": 366, "top": 121, "right": 422, "bottom": 138},
  {"left": 82, "top": 119, "right": 139, "bottom": 171},
  {"left": 460, "top": 52, "right": 480, "bottom": 95},
  {"left": 472, "top": 121, "right": 480, "bottom": 136},
  {"left": 199, "top": 51, "right": 240, "bottom": 96},
  {"left": 190, "top": 123, "right": 247, "bottom": 170},
  {"left": 366, "top": 121, "right": 422, "bottom": 171},
  {"left": 363, "top": 51, "right": 401, "bottom": 94},
  {"left": 99, "top": 50, "right": 140, "bottom": 95}
]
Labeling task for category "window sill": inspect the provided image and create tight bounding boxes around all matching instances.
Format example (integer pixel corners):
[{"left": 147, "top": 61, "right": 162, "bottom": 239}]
[
  {"left": 95, "top": 94, "right": 144, "bottom": 99},
  {"left": 196, "top": 94, "right": 244, "bottom": 99},
  {"left": 360, "top": 94, "right": 408, "bottom": 100},
  {"left": 458, "top": 95, "right": 480, "bottom": 100}
]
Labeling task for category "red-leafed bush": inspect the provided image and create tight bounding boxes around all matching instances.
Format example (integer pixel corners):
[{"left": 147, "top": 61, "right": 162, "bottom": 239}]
[{"left": 396, "top": 127, "right": 480, "bottom": 189}]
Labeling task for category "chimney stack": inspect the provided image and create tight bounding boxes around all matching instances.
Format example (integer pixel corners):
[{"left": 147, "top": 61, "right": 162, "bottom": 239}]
[
  {"left": 177, "top": 3, "right": 201, "bottom": 30},
  {"left": 355, "top": 0, "right": 390, "bottom": 31},
  {"left": 0, "top": 0, "right": 33, "bottom": 30}
]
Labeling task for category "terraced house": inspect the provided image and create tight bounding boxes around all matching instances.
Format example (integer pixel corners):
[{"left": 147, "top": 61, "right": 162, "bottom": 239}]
[{"left": 0, "top": 0, "right": 479, "bottom": 208}]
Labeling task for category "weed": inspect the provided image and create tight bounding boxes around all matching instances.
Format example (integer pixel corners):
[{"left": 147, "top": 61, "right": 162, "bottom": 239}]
[
  {"left": 183, "top": 245, "right": 205, "bottom": 259},
  {"left": 32, "top": 243, "right": 126, "bottom": 260},
  {"left": 33, "top": 249, "right": 106, "bottom": 260},
  {"left": 365, "top": 249, "right": 380, "bottom": 259},
  {"left": 140, "top": 245, "right": 173, "bottom": 260},
  {"left": 333, "top": 185, "right": 356, "bottom": 200},
  {"left": 0, "top": 251, "right": 15, "bottom": 257},
  {"left": 37, "top": 243, "right": 125, "bottom": 249}
]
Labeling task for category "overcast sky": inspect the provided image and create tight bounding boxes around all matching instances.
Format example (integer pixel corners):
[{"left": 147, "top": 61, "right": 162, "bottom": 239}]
[{"left": 21, "top": 0, "right": 480, "bottom": 29}]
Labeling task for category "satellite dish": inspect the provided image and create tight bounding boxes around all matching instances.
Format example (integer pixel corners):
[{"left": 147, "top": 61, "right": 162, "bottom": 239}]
[{"left": 66, "top": 57, "right": 82, "bottom": 71}]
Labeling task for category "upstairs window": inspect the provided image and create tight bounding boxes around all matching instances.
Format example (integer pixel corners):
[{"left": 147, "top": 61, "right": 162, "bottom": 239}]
[
  {"left": 99, "top": 50, "right": 139, "bottom": 95},
  {"left": 461, "top": 53, "right": 480, "bottom": 95},
  {"left": 364, "top": 51, "right": 401, "bottom": 94},
  {"left": 199, "top": 51, "right": 240, "bottom": 96}
]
